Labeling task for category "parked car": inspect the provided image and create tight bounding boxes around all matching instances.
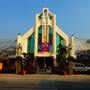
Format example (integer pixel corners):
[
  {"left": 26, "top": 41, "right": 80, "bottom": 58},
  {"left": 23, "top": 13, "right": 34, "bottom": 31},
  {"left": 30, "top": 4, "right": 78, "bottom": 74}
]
[{"left": 73, "top": 62, "right": 90, "bottom": 74}]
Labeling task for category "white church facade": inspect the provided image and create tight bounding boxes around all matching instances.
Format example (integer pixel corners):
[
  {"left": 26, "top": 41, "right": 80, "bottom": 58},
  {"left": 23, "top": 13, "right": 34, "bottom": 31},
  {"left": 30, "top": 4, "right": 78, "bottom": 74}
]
[{"left": 16, "top": 8, "right": 75, "bottom": 70}]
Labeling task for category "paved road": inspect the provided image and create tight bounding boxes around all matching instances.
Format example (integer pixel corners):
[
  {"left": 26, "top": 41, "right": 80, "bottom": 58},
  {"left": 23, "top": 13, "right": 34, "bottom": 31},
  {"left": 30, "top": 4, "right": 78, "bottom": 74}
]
[{"left": 0, "top": 74, "right": 90, "bottom": 90}]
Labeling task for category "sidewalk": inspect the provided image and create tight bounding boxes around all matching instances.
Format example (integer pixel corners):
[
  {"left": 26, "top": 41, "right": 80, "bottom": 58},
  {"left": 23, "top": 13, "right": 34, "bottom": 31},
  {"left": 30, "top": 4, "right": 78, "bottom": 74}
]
[{"left": 0, "top": 74, "right": 90, "bottom": 81}]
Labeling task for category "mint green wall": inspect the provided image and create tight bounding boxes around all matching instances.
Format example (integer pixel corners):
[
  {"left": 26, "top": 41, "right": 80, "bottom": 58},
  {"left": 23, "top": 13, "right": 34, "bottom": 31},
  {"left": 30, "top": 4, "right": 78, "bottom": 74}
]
[
  {"left": 56, "top": 33, "right": 65, "bottom": 54},
  {"left": 56, "top": 33, "right": 65, "bottom": 47},
  {"left": 37, "top": 26, "right": 53, "bottom": 52},
  {"left": 27, "top": 27, "right": 65, "bottom": 54},
  {"left": 38, "top": 26, "right": 42, "bottom": 52},
  {"left": 56, "top": 33, "right": 61, "bottom": 54},
  {"left": 27, "top": 36, "right": 31, "bottom": 53},
  {"left": 49, "top": 27, "right": 53, "bottom": 52},
  {"left": 27, "top": 33, "right": 34, "bottom": 53}
]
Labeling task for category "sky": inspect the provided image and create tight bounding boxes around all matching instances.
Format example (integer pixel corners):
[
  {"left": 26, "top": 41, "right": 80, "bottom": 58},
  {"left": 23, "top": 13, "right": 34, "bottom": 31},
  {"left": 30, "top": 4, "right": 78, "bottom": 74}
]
[{"left": 0, "top": 0, "right": 90, "bottom": 39}]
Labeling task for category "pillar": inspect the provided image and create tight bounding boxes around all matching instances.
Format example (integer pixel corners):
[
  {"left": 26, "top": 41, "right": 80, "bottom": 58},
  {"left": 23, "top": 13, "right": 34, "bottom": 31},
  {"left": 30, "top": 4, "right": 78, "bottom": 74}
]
[
  {"left": 34, "top": 57, "right": 37, "bottom": 73},
  {"left": 22, "top": 39, "right": 27, "bottom": 53},
  {"left": 70, "top": 35, "right": 75, "bottom": 58},
  {"left": 17, "top": 33, "right": 21, "bottom": 45},
  {"left": 15, "top": 57, "right": 22, "bottom": 74},
  {"left": 34, "top": 15, "right": 38, "bottom": 57},
  {"left": 53, "top": 56, "right": 57, "bottom": 66},
  {"left": 47, "top": 26, "right": 49, "bottom": 42},
  {"left": 16, "top": 33, "right": 22, "bottom": 57},
  {"left": 53, "top": 14, "right": 57, "bottom": 66}
]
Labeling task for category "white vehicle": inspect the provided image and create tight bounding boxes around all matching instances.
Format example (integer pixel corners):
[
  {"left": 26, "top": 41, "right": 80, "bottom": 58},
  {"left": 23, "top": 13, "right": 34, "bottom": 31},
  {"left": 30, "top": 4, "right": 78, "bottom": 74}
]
[{"left": 73, "top": 63, "right": 90, "bottom": 73}]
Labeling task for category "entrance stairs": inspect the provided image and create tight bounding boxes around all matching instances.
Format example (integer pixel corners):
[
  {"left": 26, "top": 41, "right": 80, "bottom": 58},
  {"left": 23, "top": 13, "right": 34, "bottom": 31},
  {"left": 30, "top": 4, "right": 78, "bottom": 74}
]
[{"left": 36, "top": 67, "right": 51, "bottom": 74}]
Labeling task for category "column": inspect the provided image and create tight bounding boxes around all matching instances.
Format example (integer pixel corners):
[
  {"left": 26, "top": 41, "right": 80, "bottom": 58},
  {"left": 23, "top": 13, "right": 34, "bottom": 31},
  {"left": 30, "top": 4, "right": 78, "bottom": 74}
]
[
  {"left": 17, "top": 33, "right": 21, "bottom": 45},
  {"left": 34, "top": 14, "right": 38, "bottom": 57},
  {"left": 22, "top": 39, "right": 27, "bottom": 53},
  {"left": 34, "top": 57, "right": 37, "bottom": 73},
  {"left": 16, "top": 33, "right": 22, "bottom": 57},
  {"left": 15, "top": 57, "right": 22, "bottom": 74},
  {"left": 53, "top": 14, "right": 57, "bottom": 66},
  {"left": 70, "top": 35, "right": 75, "bottom": 58},
  {"left": 46, "top": 25, "right": 49, "bottom": 43},
  {"left": 53, "top": 56, "right": 57, "bottom": 66},
  {"left": 42, "top": 25, "right": 44, "bottom": 43}
]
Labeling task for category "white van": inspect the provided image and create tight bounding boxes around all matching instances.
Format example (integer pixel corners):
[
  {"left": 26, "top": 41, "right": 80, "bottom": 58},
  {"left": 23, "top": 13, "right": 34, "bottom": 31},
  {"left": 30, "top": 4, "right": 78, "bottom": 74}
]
[{"left": 73, "top": 63, "right": 90, "bottom": 73}]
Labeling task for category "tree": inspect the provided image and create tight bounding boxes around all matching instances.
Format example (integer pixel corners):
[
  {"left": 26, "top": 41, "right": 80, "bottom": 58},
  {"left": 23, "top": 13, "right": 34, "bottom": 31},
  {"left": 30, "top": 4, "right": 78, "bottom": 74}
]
[
  {"left": 57, "top": 42, "right": 68, "bottom": 74},
  {"left": 57, "top": 41, "right": 73, "bottom": 75},
  {"left": 22, "top": 53, "right": 36, "bottom": 74}
]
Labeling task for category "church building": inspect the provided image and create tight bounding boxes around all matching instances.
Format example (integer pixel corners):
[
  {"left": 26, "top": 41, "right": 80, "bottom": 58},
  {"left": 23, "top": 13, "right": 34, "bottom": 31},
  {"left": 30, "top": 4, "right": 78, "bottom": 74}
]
[{"left": 16, "top": 8, "right": 75, "bottom": 73}]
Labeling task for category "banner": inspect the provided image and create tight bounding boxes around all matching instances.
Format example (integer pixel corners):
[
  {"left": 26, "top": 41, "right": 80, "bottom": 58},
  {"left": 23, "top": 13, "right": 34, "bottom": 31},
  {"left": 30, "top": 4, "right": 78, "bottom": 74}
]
[{"left": 41, "top": 42, "right": 49, "bottom": 52}]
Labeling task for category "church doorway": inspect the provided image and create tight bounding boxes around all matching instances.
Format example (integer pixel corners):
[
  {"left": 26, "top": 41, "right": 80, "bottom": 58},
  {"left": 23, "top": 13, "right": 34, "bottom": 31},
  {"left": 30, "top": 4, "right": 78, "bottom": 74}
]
[{"left": 36, "top": 57, "right": 53, "bottom": 74}]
